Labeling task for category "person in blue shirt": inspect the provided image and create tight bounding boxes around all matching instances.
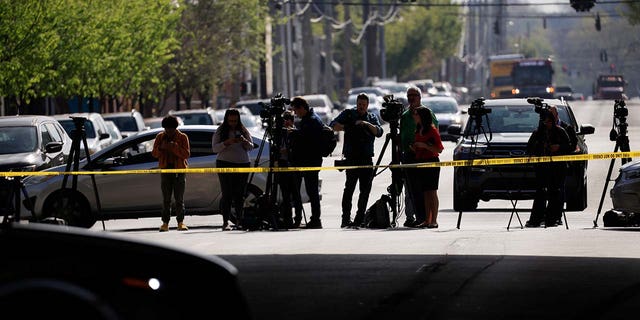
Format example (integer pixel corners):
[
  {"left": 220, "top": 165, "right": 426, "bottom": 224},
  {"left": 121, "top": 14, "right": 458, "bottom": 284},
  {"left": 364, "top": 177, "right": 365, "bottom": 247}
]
[
  {"left": 330, "top": 93, "right": 384, "bottom": 228},
  {"left": 289, "top": 97, "right": 325, "bottom": 229}
]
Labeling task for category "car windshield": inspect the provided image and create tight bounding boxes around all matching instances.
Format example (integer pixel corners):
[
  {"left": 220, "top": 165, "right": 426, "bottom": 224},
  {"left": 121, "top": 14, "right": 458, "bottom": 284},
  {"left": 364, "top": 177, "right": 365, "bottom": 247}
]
[
  {"left": 106, "top": 116, "right": 138, "bottom": 132},
  {"left": 146, "top": 120, "right": 163, "bottom": 129},
  {"left": 466, "top": 105, "right": 550, "bottom": 134},
  {"left": 0, "top": 126, "right": 37, "bottom": 154},
  {"left": 423, "top": 100, "right": 458, "bottom": 113},
  {"left": 179, "top": 113, "right": 213, "bottom": 125},
  {"left": 58, "top": 119, "right": 97, "bottom": 138}
]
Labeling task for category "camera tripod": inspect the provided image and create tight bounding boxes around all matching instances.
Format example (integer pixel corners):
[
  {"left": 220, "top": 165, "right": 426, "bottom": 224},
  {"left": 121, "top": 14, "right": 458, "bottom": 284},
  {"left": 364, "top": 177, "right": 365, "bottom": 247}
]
[
  {"left": 594, "top": 100, "right": 632, "bottom": 228},
  {"left": 373, "top": 118, "right": 402, "bottom": 228},
  {"left": 57, "top": 116, "right": 104, "bottom": 229},
  {"left": 1, "top": 176, "right": 35, "bottom": 225},
  {"left": 245, "top": 111, "right": 305, "bottom": 231}
]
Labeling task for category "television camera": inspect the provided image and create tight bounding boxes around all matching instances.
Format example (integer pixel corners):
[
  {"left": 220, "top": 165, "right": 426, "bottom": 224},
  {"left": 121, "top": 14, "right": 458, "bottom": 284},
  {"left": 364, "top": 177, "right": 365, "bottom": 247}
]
[
  {"left": 468, "top": 97, "right": 491, "bottom": 117},
  {"left": 259, "top": 93, "right": 291, "bottom": 123},
  {"left": 380, "top": 95, "right": 404, "bottom": 123},
  {"left": 610, "top": 99, "right": 628, "bottom": 142}
]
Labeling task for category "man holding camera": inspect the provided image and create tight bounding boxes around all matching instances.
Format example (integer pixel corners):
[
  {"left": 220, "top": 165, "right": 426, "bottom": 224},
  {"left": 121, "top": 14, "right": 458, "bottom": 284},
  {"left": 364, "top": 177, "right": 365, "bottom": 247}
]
[
  {"left": 331, "top": 93, "right": 384, "bottom": 228},
  {"left": 526, "top": 109, "right": 571, "bottom": 228}
]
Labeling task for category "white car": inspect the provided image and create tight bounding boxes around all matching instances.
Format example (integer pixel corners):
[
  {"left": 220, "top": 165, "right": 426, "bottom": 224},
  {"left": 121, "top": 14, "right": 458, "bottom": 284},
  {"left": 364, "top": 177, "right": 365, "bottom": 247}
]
[
  {"left": 103, "top": 110, "right": 148, "bottom": 138},
  {"left": 21, "top": 126, "right": 318, "bottom": 228},
  {"left": 421, "top": 96, "right": 465, "bottom": 141},
  {"left": 54, "top": 112, "right": 113, "bottom": 155},
  {"left": 300, "top": 94, "right": 337, "bottom": 125}
]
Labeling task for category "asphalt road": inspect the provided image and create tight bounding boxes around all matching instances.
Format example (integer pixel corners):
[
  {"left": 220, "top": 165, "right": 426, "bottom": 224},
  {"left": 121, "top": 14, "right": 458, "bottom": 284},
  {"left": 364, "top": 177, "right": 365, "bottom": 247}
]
[{"left": 86, "top": 99, "right": 640, "bottom": 319}]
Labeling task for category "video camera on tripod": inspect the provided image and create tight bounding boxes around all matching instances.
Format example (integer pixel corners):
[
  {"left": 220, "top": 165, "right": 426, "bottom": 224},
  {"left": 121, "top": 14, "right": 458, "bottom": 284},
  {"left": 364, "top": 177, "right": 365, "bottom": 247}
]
[
  {"left": 380, "top": 95, "right": 404, "bottom": 123},
  {"left": 468, "top": 97, "right": 491, "bottom": 117},
  {"left": 259, "top": 93, "right": 291, "bottom": 125},
  {"left": 610, "top": 99, "right": 628, "bottom": 141}
]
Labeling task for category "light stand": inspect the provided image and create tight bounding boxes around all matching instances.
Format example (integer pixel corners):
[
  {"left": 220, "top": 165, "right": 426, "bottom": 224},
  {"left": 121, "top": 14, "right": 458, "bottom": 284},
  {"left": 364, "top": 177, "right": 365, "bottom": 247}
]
[{"left": 594, "top": 99, "right": 632, "bottom": 228}]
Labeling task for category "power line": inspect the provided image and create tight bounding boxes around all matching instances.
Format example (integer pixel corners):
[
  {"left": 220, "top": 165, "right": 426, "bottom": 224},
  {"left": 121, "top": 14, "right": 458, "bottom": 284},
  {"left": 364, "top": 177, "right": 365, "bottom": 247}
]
[{"left": 286, "top": 0, "right": 640, "bottom": 8}]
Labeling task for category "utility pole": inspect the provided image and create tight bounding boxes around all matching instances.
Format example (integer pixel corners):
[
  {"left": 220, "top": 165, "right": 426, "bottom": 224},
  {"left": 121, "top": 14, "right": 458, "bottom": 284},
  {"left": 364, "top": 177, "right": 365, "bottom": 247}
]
[
  {"left": 343, "top": 5, "right": 353, "bottom": 92},
  {"left": 323, "top": 2, "right": 334, "bottom": 97},
  {"left": 379, "top": 0, "right": 386, "bottom": 79}
]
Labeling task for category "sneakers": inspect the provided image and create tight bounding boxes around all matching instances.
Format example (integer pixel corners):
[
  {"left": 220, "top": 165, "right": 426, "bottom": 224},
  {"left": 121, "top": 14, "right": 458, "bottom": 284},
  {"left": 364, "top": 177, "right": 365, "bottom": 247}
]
[
  {"left": 177, "top": 222, "right": 189, "bottom": 231},
  {"left": 305, "top": 219, "right": 323, "bottom": 229},
  {"left": 525, "top": 220, "right": 541, "bottom": 228},
  {"left": 159, "top": 223, "right": 169, "bottom": 232},
  {"left": 341, "top": 218, "right": 352, "bottom": 228},
  {"left": 403, "top": 218, "right": 416, "bottom": 227}
]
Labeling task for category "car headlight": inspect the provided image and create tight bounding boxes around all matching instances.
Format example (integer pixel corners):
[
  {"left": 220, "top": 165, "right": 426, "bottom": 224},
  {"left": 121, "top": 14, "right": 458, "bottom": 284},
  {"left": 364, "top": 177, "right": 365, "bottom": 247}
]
[
  {"left": 10, "top": 165, "right": 36, "bottom": 172},
  {"left": 454, "top": 144, "right": 487, "bottom": 157}
]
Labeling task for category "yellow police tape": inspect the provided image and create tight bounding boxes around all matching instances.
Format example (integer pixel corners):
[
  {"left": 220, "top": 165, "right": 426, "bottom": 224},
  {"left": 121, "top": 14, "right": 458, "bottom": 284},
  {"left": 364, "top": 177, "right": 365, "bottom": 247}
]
[{"left": 1, "top": 151, "right": 638, "bottom": 177}]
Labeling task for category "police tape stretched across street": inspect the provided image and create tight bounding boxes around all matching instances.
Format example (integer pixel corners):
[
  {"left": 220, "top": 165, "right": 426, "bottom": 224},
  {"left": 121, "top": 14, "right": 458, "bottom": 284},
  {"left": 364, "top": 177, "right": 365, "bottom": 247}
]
[{"left": 1, "top": 150, "right": 639, "bottom": 177}]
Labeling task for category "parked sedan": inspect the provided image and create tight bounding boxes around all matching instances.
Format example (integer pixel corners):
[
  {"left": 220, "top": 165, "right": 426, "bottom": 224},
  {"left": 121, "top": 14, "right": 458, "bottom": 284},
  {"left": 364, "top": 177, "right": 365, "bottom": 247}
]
[
  {"left": 0, "top": 115, "right": 72, "bottom": 172},
  {"left": 21, "top": 126, "right": 316, "bottom": 228},
  {"left": 421, "top": 96, "right": 465, "bottom": 141}
]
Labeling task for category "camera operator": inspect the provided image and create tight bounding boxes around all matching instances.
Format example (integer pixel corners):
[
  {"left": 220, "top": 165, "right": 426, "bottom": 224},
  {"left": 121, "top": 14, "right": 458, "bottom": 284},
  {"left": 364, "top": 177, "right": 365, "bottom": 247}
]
[
  {"left": 525, "top": 109, "right": 571, "bottom": 228},
  {"left": 330, "top": 93, "right": 384, "bottom": 228},
  {"left": 399, "top": 86, "right": 438, "bottom": 227},
  {"left": 277, "top": 110, "right": 304, "bottom": 228},
  {"left": 289, "top": 97, "right": 324, "bottom": 229}
]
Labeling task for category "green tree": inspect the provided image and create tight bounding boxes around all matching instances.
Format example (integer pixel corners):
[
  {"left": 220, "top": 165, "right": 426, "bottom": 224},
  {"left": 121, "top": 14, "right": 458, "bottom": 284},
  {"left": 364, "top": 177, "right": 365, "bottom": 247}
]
[
  {"left": 169, "top": 0, "right": 267, "bottom": 109},
  {"left": 384, "top": 4, "right": 462, "bottom": 81}
]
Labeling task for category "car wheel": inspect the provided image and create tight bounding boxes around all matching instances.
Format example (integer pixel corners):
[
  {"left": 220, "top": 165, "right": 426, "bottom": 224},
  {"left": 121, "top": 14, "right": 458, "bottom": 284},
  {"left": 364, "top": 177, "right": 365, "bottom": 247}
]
[
  {"left": 42, "top": 189, "right": 96, "bottom": 228},
  {"left": 228, "top": 184, "right": 264, "bottom": 225}
]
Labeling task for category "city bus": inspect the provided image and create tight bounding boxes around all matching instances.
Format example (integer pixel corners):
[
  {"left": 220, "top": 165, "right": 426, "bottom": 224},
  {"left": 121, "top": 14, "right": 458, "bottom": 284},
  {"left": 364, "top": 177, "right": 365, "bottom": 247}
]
[
  {"left": 511, "top": 58, "right": 555, "bottom": 99},
  {"left": 488, "top": 54, "right": 524, "bottom": 99}
]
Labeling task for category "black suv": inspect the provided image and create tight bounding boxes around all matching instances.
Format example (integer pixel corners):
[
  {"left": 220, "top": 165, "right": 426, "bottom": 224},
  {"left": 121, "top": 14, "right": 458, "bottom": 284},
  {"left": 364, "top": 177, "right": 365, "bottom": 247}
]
[{"left": 448, "top": 98, "right": 595, "bottom": 212}]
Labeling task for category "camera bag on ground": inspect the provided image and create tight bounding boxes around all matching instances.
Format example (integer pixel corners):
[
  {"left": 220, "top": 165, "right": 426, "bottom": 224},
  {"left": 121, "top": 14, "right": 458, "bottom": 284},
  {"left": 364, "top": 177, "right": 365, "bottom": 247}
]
[
  {"left": 363, "top": 194, "right": 391, "bottom": 229},
  {"left": 320, "top": 125, "right": 337, "bottom": 157},
  {"left": 603, "top": 209, "right": 640, "bottom": 227}
]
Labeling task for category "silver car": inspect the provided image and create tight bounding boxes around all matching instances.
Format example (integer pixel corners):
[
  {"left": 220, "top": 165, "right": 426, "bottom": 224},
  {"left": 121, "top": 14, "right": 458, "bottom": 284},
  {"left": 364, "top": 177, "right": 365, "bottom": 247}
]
[
  {"left": 21, "top": 125, "right": 316, "bottom": 228},
  {"left": 611, "top": 160, "right": 640, "bottom": 214}
]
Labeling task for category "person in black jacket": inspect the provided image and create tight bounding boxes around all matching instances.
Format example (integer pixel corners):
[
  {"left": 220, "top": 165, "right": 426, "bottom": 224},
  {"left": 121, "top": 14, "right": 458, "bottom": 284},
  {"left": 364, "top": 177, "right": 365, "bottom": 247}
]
[
  {"left": 277, "top": 110, "right": 304, "bottom": 228},
  {"left": 289, "top": 97, "right": 324, "bottom": 229},
  {"left": 525, "top": 110, "right": 571, "bottom": 228},
  {"left": 330, "top": 93, "right": 384, "bottom": 228}
]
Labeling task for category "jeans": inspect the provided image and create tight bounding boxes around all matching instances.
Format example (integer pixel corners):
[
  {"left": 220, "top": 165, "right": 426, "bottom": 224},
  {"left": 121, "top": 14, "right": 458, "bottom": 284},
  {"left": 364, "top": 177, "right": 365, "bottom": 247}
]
[
  {"left": 341, "top": 158, "right": 374, "bottom": 222},
  {"left": 161, "top": 173, "right": 186, "bottom": 224},
  {"left": 217, "top": 160, "right": 250, "bottom": 223},
  {"left": 296, "top": 170, "right": 321, "bottom": 222}
]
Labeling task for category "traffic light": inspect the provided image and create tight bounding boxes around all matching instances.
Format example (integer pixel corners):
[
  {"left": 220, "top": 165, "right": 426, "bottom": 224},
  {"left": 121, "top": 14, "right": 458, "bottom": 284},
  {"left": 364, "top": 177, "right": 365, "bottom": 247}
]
[
  {"left": 493, "top": 19, "right": 500, "bottom": 35},
  {"left": 595, "top": 13, "right": 601, "bottom": 31},
  {"left": 570, "top": 0, "right": 595, "bottom": 12}
]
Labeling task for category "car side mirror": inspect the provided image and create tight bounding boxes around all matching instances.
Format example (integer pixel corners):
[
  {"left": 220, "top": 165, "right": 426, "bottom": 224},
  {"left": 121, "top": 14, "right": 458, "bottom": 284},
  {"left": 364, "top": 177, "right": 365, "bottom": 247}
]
[
  {"left": 44, "top": 141, "right": 63, "bottom": 153},
  {"left": 579, "top": 124, "right": 595, "bottom": 135}
]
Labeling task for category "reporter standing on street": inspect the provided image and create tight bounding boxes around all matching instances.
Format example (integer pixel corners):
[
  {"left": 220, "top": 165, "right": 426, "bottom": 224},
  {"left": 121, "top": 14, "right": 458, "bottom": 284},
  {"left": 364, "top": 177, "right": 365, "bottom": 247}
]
[
  {"left": 525, "top": 110, "right": 571, "bottom": 228},
  {"left": 152, "top": 115, "right": 191, "bottom": 232},
  {"left": 289, "top": 97, "right": 324, "bottom": 229},
  {"left": 400, "top": 87, "right": 438, "bottom": 227},
  {"left": 410, "top": 106, "right": 444, "bottom": 228},
  {"left": 212, "top": 108, "right": 255, "bottom": 231},
  {"left": 330, "top": 93, "right": 383, "bottom": 228}
]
